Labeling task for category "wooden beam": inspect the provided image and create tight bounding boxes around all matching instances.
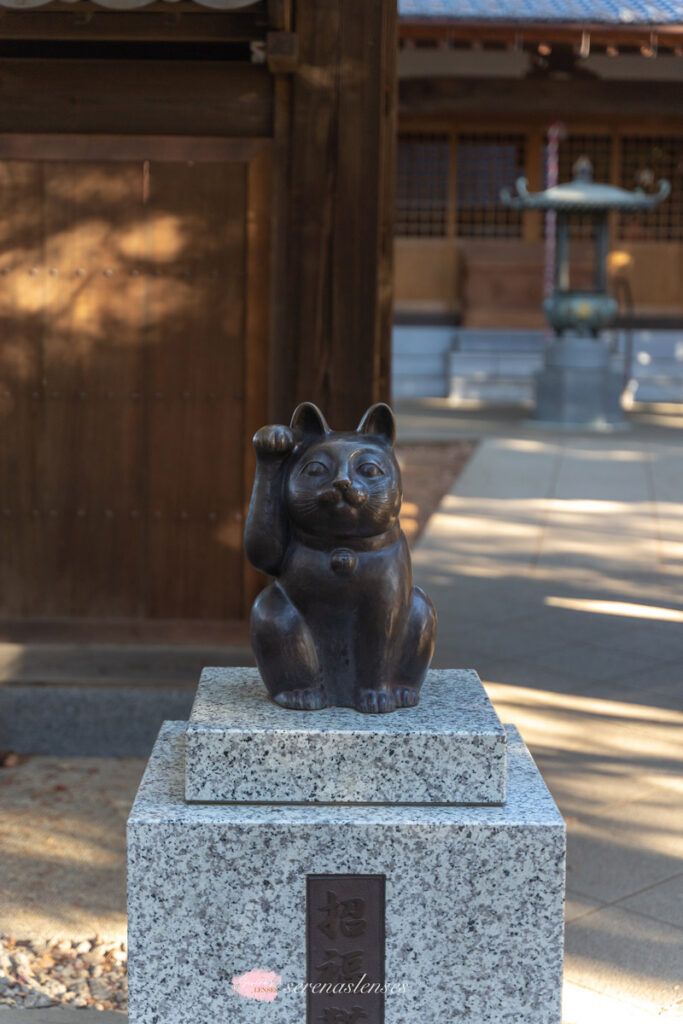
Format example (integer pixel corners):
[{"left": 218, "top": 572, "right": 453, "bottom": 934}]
[
  {"left": 0, "top": 9, "right": 268, "bottom": 41},
  {"left": 0, "top": 133, "right": 269, "bottom": 162},
  {"left": 270, "top": 0, "right": 396, "bottom": 427},
  {"left": 0, "top": 59, "right": 273, "bottom": 137},
  {"left": 400, "top": 75, "right": 683, "bottom": 122}
]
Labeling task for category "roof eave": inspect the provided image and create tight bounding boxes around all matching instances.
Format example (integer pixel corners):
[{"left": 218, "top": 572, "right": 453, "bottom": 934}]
[{"left": 399, "top": 17, "right": 683, "bottom": 35}]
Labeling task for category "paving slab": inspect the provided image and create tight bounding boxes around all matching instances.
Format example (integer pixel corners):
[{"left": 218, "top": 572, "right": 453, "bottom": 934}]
[
  {"left": 564, "top": 890, "right": 604, "bottom": 924},
  {"left": 552, "top": 445, "right": 652, "bottom": 504},
  {"left": 565, "top": 821, "right": 683, "bottom": 905},
  {"left": 476, "top": 659, "right": 593, "bottom": 694},
  {"left": 561, "top": 979, "right": 670, "bottom": 1024},
  {"left": 605, "top": 684, "right": 683, "bottom": 713},
  {"left": 586, "top": 780, "right": 683, "bottom": 861},
  {"left": 438, "top": 618, "right": 570, "bottom": 663},
  {"left": 565, "top": 904, "right": 683, "bottom": 1016},
  {"left": 583, "top": 622, "right": 683, "bottom": 663},
  {"left": 510, "top": 641, "right": 661, "bottom": 685},
  {"left": 485, "top": 683, "right": 683, "bottom": 793},
  {"left": 618, "top": 872, "right": 683, "bottom": 932}
]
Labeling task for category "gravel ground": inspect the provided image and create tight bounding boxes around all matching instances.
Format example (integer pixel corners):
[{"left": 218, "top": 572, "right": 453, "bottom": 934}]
[
  {"left": 0, "top": 936, "right": 127, "bottom": 1012},
  {"left": 0, "top": 752, "right": 142, "bottom": 1010}
]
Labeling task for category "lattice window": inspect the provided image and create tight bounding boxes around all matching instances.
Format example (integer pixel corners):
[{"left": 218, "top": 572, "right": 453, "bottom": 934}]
[
  {"left": 618, "top": 137, "right": 683, "bottom": 242},
  {"left": 554, "top": 134, "right": 613, "bottom": 240},
  {"left": 456, "top": 133, "right": 526, "bottom": 238},
  {"left": 395, "top": 132, "right": 450, "bottom": 237}
]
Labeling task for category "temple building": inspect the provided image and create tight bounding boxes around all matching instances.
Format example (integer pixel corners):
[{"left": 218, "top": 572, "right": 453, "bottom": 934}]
[{"left": 395, "top": 0, "right": 683, "bottom": 330}]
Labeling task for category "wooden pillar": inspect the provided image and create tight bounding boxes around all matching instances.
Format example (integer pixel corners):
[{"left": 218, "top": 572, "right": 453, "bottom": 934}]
[{"left": 270, "top": 0, "right": 396, "bottom": 429}]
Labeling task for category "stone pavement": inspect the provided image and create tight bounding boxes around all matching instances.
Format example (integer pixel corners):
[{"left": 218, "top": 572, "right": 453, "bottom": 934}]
[{"left": 404, "top": 404, "right": 683, "bottom": 1023}]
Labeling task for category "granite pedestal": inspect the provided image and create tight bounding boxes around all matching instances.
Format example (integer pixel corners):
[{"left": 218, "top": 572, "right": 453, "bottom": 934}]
[
  {"left": 127, "top": 668, "right": 565, "bottom": 1024},
  {"left": 185, "top": 667, "right": 507, "bottom": 805}
]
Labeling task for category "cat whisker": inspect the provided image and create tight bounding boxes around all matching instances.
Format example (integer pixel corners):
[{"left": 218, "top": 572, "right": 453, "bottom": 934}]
[{"left": 295, "top": 499, "right": 324, "bottom": 515}]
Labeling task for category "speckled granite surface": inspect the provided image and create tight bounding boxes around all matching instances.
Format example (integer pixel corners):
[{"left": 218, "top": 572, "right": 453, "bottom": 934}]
[
  {"left": 128, "top": 721, "right": 565, "bottom": 1024},
  {"left": 184, "top": 667, "right": 507, "bottom": 805}
]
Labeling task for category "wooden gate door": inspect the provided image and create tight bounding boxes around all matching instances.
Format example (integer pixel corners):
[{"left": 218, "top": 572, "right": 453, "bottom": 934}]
[{"left": 0, "top": 135, "right": 270, "bottom": 625}]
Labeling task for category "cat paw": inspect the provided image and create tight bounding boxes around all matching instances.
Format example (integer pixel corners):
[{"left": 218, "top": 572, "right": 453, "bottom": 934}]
[
  {"left": 393, "top": 685, "right": 420, "bottom": 709},
  {"left": 358, "top": 688, "right": 396, "bottom": 714},
  {"left": 253, "top": 424, "right": 296, "bottom": 459},
  {"left": 273, "top": 687, "right": 328, "bottom": 710}
]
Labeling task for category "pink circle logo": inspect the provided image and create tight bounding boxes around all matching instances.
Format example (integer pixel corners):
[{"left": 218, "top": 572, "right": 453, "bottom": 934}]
[{"left": 231, "top": 968, "right": 282, "bottom": 1003}]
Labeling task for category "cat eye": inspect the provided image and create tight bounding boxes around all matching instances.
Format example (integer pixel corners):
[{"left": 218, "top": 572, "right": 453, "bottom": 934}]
[
  {"left": 301, "top": 460, "right": 328, "bottom": 477},
  {"left": 357, "top": 462, "right": 384, "bottom": 479}
]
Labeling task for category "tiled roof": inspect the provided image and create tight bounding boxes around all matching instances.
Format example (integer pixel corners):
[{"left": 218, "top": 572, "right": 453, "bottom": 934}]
[{"left": 399, "top": 0, "right": 683, "bottom": 24}]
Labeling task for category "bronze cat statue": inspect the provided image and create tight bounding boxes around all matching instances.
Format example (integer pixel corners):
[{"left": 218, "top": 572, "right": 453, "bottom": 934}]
[{"left": 244, "top": 402, "right": 436, "bottom": 713}]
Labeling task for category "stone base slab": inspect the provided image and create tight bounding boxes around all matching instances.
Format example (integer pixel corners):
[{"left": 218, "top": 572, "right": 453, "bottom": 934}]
[
  {"left": 128, "top": 721, "right": 565, "bottom": 1024},
  {"left": 534, "top": 361, "right": 624, "bottom": 427},
  {"left": 184, "top": 668, "right": 507, "bottom": 805}
]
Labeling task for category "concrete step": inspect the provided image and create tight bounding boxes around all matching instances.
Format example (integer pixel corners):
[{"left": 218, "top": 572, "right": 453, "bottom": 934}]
[
  {"left": 629, "top": 330, "right": 683, "bottom": 358},
  {"left": 391, "top": 373, "right": 449, "bottom": 399},
  {"left": 391, "top": 325, "right": 453, "bottom": 399},
  {"left": 392, "top": 325, "right": 455, "bottom": 356},
  {"left": 449, "top": 378, "right": 535, "bottom": 404},
  {"left": 624, "top": 331, "right": 683, "bottom": 402},
  {"left": 630, "top": 360, "right": 683, "bottom": 380},
  {"left": 0, "top": 642, "right": 251, "bottom": 686},
  {"left": 392, "top": 325, "right": 683, "bottom": 406},
  {"left": 630, "top": 380, "right": 683, "bottom": 403},
  {"left": 0, "top": 643, "right": 254, "bottom": 756},
  {"left": 394, "top": 352, "right": 450, "bottom": 377},
  {"left": 450, "top": 352, "right": 544, "bottom": 377},
  {"left": 453, "top": 329, "right": 546, "bottom": 353},
  {"left": 0, "top": 681, "right": 196, "bottom": 757}
]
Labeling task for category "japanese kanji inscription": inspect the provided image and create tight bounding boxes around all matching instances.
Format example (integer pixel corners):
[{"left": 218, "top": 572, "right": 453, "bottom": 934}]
[{"left": 307, "top": 875, "right": 386, "bottom": 1024}]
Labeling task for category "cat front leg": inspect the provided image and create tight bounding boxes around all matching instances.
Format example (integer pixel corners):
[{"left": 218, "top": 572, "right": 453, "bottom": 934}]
[
  {"left": 392, "top": 586, "right": 436, "bottom": 708},
  {"left": 353, "top": 592, "right": 401, "bottom": 714},
  {"left": 251, "top": 582, "right": 329, "bottom": 710},
  {"left": 244, "top": 424, "right": 296, "bottom": 577},
  {"left": 354, "top": 584, "right": 435, "bottom": 713}
]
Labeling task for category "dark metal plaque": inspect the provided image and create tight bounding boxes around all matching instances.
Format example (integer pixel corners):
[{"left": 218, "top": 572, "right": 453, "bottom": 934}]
[{"left": 306, "top": 874, "right": 386, "bottom": 1024}]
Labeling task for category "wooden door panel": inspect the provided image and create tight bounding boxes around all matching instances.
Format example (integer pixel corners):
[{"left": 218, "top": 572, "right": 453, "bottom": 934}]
[
  {"left": 143, "top": 161, "right": 247, "bottom": 619},
  {"left": 41, "top": 162, "right": 146, "bottom": 617},
  {"left": 0, "top": 144, "right": 270, "bottom": 622},
  {"left": 0, "top": 162, "right": 45, "bottom": 616}
]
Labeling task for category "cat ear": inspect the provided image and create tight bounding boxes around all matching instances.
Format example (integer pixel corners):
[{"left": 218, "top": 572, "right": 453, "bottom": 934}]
[
  {"left": 357, "top": 403, "right": 396, "bottom": 446},
  {"left": 290, "top": 402, "right": 330, "bottom": 439}
]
